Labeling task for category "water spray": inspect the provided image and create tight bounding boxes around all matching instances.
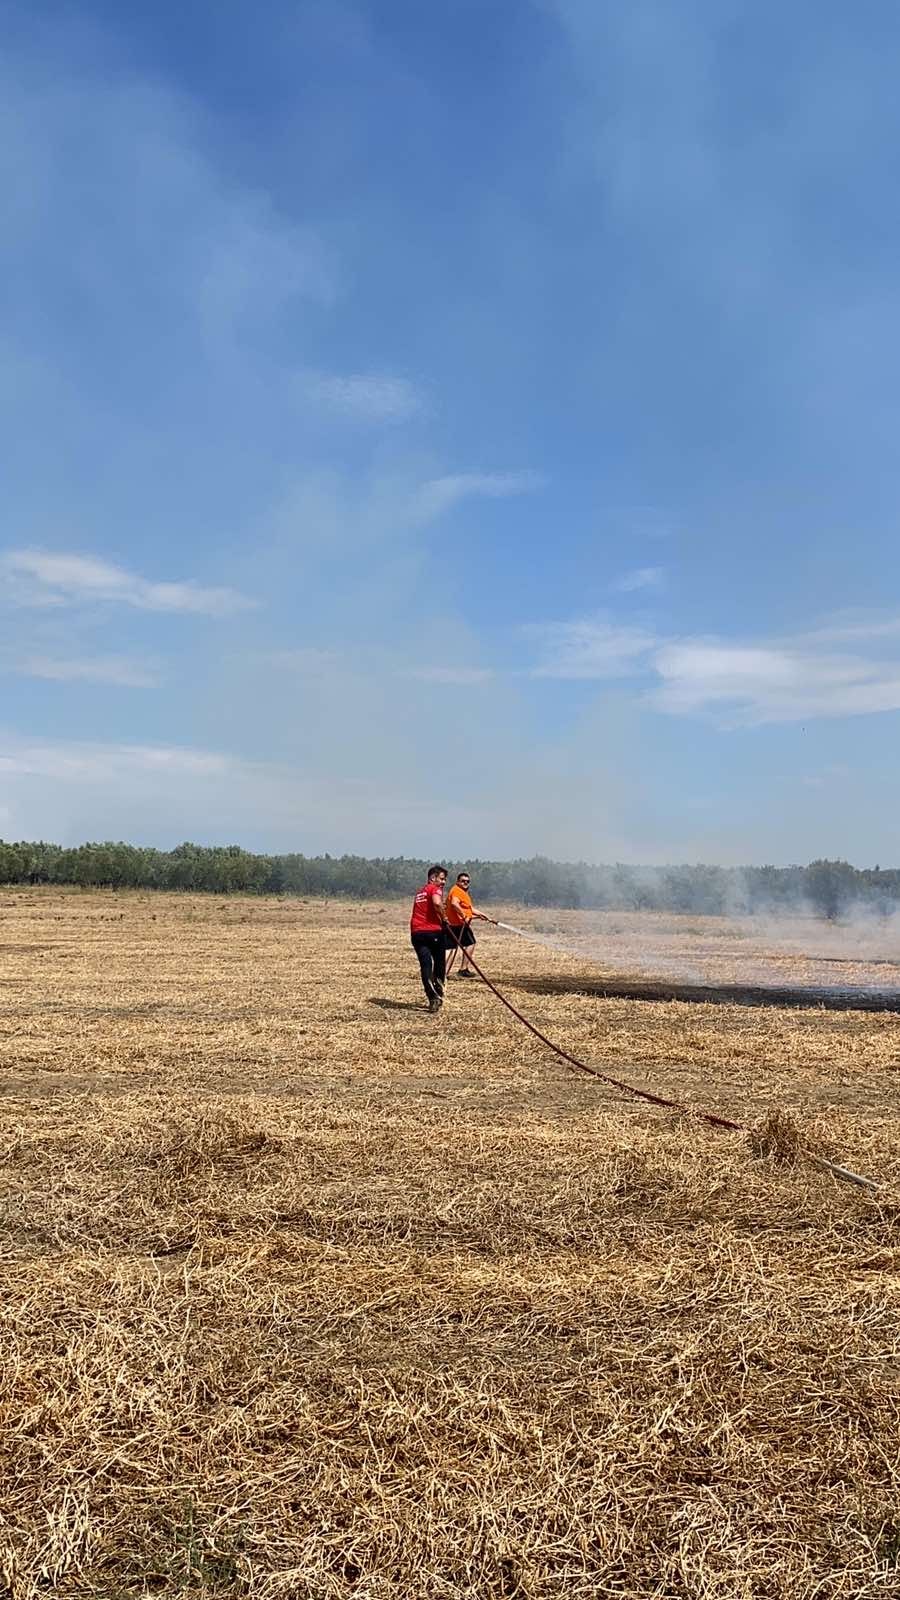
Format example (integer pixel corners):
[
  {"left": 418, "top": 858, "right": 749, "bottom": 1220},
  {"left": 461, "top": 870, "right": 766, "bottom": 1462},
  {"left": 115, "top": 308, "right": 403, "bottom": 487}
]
[{"left": 495, "top": 920, "right": 583, "bottom": 958}]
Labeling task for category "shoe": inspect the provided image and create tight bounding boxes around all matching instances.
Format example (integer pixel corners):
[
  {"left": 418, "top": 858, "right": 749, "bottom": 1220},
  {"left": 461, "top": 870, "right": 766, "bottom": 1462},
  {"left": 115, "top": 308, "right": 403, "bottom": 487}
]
[
  {"left": 458, "top": 968, "right": 474, "bottom": 978},
  {"left": 428, "top": 996, "right": 443, "bottom": 1013}
]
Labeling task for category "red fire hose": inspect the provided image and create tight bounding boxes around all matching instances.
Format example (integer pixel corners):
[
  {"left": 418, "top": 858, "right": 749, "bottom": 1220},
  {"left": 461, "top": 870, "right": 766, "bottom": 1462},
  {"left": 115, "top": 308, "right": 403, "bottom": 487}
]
[{"left": 443, "top": 919, "right": 881, "bottom": 1193}]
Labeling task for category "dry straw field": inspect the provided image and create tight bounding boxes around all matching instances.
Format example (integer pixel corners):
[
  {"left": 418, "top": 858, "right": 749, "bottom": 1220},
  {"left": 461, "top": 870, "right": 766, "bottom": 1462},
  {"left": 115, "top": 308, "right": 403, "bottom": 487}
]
[{"left": 2, "top": 887, "right": 900, "bottom": 1599}]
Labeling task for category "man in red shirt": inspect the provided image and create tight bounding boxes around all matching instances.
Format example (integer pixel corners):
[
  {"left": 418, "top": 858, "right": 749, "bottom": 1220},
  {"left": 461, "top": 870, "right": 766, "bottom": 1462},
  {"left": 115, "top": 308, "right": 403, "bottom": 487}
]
[{"left": 410, "top": 865, "right": 449, "bottom": 1012}]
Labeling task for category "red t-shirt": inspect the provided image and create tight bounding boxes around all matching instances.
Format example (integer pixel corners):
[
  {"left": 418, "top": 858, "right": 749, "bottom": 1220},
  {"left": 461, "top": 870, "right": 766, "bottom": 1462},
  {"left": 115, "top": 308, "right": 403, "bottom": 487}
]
[{"left": 410, "top": 881, "right": 444, "bottom": 933}]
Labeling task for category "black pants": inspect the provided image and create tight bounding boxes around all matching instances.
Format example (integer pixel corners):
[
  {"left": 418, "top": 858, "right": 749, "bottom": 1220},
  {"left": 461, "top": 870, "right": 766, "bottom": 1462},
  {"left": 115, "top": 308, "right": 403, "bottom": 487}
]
[{"left": 411, "top": 931, "right": 446, "bottom": 1003}]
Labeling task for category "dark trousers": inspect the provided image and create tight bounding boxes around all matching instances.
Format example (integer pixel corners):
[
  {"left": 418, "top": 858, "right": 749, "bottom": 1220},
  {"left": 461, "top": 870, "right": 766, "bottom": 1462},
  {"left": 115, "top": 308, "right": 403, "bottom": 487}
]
[{"left": 411, "top": 931, "right": 446, "bottom": 1003}]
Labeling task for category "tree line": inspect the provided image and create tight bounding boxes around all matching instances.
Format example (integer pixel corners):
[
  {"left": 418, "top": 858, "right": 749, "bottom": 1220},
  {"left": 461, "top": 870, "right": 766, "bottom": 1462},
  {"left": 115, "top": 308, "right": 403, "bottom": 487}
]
[{"left": 1, "top": 839, "right": 897, "bottom": 920}]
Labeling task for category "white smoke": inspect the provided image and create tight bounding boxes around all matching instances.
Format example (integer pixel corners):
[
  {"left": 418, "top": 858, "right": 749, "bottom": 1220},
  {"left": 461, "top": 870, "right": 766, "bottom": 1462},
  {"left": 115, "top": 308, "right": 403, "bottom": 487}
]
[{"left": 496, "top": 901, "right": 900, "bottom": 1000}]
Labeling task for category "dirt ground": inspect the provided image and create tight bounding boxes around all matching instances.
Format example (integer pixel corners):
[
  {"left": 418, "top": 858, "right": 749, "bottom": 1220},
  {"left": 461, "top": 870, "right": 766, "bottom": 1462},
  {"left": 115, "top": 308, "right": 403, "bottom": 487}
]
[{"left": 1, "top": 888, "right": 899, "bottom": 1598}]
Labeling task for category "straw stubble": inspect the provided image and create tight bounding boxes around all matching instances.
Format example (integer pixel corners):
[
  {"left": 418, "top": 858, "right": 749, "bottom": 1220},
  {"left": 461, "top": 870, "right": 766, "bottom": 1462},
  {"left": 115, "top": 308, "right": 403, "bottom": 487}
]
[{"left": 1, "top": 888, "right": 899, "bottom": 1598}]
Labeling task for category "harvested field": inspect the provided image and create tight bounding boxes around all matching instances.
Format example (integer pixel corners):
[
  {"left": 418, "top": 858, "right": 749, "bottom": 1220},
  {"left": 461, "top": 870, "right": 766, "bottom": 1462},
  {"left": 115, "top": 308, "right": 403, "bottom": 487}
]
[{"left": 2, "top": 887, "right": 900, "bottom": 1599}]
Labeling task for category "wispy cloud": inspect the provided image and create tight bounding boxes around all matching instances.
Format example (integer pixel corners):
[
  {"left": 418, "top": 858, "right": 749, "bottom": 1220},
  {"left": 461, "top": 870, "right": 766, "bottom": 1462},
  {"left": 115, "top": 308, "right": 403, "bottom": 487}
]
[
  {"left": 802, "top": 611, "right": 900, "bottom": 646},
  {"left": 652, "top": 639, "right": 900, "bottom": 723},
  {"left": 12, "top": 654, "right": 160, "bottom": 688},
  {"left": 611, "top": 565, "right": 665, "bottom": 593},
  {"left": 527, "top": 617, "right": 656, "bottom": 679},
  {"left": 524, "top": 605, "right": 900, "bottom": 723},
  {"left": 0, "top": 739, "right": 229, "bottom": 782},
  {"left": 2, "top": 550, "right": 255, "bottom": 618},
  {"left": 412, "top": 471, "right": 545, "bottom": 523},
  {"left": 300, "top": 371, "right": 424, "bottom": 423}
]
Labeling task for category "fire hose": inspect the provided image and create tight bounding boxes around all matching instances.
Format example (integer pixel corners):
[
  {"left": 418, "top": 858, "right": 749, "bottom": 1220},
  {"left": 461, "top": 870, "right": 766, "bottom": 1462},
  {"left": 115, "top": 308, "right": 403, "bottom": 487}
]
[{"left": 443, "top": 918, "right": 881, "bottom": 1194}]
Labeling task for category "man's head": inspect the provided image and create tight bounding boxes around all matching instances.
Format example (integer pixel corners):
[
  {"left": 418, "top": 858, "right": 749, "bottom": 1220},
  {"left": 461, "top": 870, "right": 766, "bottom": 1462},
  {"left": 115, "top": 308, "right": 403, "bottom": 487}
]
[
  {"left": 457, "top": 872, "right": 471, "bottom": 889},
  {"left": 428, "top": 864, "right": 448, "bottom": 885}
]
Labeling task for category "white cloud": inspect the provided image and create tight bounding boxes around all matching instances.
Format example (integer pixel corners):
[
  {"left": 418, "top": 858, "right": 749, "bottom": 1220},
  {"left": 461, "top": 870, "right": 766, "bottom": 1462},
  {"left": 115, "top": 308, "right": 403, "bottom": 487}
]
[
  {"left": 300, "top": 371, "right": 423, "bottom": 423},
  {"left": 408, "top": 665, "right": 494, "bottom": 685},
  {"left": 652, "top": 639, "right": 900, "bottom": 723},
  {"left": 803, "top": 612, "right": 900, "bottom": 645},
  {"left": 264, "top": 464, "right": 545, "bottom": 567},
  {"left": 0, "top": 739, "right": 229, "bottom": 783},
  {"left": 522, "top": 596, "right": 900, "bottom": 723},
  {"left": 411, "top": 471, "right": 545, "bottom": 523},
  {"left": 13, "top": 654, "right": 160, "bottom": 688},
  {"left": 527, "top": 618, "right": 656, "bottom": 679},
  {"left": 611, "top": 565, "right": 664, "bottom": 593},
  {"left": 520, "top": 606, "right": 900, "bottom": 724},
  {"left": 2, "top": 549, "right": 255, "bottom": 617}
]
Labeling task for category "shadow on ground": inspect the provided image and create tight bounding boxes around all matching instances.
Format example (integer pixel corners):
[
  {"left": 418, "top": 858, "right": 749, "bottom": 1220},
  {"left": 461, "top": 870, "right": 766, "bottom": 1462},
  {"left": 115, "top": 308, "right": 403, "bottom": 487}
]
[
  {"left": 508, "top": 973, "right": 900, "bottom": 1015},
  {"left": 368, "top": 997, "right": 428, "bottom": 1014}
]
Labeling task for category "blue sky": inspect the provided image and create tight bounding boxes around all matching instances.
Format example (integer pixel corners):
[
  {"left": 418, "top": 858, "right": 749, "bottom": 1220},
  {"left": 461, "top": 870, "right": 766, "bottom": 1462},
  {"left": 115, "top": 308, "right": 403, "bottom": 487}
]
[{"left": 3, "top": 0, "right": 900, "bottom": 864}]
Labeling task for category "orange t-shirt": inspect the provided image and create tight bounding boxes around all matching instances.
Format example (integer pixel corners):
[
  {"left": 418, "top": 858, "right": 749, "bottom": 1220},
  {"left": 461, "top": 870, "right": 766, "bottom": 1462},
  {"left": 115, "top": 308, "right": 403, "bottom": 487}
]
[{"left": 446, "top": 885, "right": 473, "bottom": 927}]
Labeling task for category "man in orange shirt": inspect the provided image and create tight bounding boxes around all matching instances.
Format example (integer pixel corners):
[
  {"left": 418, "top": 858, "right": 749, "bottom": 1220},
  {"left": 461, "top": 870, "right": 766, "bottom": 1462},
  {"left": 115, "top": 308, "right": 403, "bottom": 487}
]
[{"left": 444, "top": 871, "right": 494, "bottom": 977}]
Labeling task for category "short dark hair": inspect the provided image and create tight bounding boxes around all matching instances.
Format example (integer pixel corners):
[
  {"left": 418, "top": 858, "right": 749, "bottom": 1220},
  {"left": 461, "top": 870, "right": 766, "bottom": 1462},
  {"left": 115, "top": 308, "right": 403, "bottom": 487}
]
[
  {"left": 457, "top": 871, "right": 470, "bottom": 881},
  {"left": 428, "top": 864, "right": 447, "bottom": 879}
]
